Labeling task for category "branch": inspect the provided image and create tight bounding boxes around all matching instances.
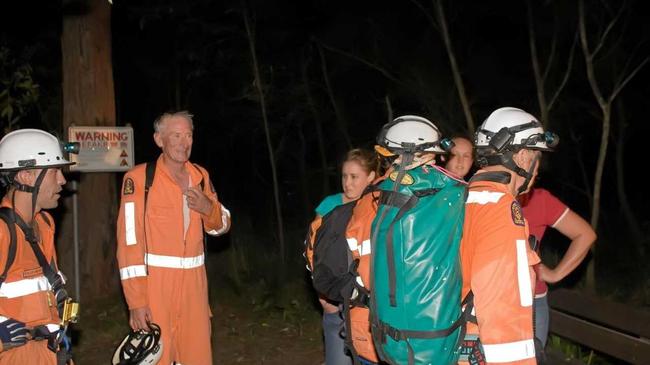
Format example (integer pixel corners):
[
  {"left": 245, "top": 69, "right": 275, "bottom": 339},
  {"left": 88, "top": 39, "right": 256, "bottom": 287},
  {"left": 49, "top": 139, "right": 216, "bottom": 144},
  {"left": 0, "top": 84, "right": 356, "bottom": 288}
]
[
  {"left": 316, "top": 40, "right": 403, "bottom": 85},
  {"left": 591, "top": 3, "right": 624, "bottom": 58},
  {"left": 609, "top": 56, "right": 650, "bottom": 102},
  {"left": 579, "top": 0, "right": 606, "bottom": 108},
  {"left": 407, "top": 0, "right": 439, "bottom": 32},
  {"left": 542, "top": 22, "right": 558, "bottom": 82},
  {"left": 527, "top": 0, "right": 546, "bottom": 118},
  {"left": 548, "top": 33, "right": 578, "bottom": 111}
]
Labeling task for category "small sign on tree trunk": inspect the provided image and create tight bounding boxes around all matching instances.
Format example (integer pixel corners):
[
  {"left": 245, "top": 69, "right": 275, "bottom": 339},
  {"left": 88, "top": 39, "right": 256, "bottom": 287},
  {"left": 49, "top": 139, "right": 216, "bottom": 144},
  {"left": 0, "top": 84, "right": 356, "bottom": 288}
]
[{"left": 68, "top": 126, "right": 134, "bottom": 172}]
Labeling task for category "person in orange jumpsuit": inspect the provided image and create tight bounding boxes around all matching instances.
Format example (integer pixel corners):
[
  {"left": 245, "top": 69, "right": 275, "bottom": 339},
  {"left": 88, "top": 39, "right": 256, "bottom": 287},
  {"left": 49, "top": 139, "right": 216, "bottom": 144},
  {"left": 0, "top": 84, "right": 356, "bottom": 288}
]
[
  {"left": 460, "top": 107, "right": 558, "bottom": 365},
  {"left": 0, "top": 129, "right": 74, "bottom": 364},
  {"left": 116, "top": 111, "right": 230, "bottom": 365}
]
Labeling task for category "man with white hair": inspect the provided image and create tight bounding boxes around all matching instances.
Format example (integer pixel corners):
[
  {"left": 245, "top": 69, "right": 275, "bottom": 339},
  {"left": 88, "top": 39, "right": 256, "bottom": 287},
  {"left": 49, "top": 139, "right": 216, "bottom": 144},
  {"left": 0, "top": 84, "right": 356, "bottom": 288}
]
[{"left": 116, "top": 111, "right": 230, "bottom": 365}]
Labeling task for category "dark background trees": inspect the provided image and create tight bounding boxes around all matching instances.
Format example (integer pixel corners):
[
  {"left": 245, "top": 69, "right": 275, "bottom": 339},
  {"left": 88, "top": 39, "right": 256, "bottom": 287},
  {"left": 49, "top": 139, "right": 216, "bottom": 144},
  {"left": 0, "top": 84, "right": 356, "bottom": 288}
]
[{"left": 2, "top": 0, "right": 649, "bottom": 310}]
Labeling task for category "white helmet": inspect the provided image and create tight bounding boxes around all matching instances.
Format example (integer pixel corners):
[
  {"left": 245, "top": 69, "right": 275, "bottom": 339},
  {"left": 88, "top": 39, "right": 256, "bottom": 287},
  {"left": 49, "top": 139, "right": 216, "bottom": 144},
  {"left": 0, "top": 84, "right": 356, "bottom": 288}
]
[
  {"left": 474, "top": 107, "right": 558, "bottom": 154},
  {"left": 0, "top": 129, "right": 74, "bottom": 171},
  {"left": 376, "top": 115, "right": 453, "bottom": 155},
  {"left": 112, "top": 323, "right": 163, "bottom": 365}
]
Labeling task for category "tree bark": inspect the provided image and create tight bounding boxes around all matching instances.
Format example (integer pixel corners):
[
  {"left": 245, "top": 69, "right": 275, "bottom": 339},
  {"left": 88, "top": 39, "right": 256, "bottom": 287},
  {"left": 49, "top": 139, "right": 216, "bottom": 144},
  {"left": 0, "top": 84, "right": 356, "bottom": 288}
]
[{"left": 60, "top": 0, "right": 118, "bottom": 300}]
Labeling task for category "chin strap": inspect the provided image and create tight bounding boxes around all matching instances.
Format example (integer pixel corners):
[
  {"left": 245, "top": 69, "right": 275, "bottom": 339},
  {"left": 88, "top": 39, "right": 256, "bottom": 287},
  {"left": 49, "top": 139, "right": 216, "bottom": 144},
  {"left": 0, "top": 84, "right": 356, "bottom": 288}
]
[
  {"left": 478, "top": 151, "right": 538, "bottom": 195},
  {"left": 9, "top": 169, "right": 48, "bottom": 220},
  {"left": 517, "top": 154, "right": 539, "bottom": 195}
]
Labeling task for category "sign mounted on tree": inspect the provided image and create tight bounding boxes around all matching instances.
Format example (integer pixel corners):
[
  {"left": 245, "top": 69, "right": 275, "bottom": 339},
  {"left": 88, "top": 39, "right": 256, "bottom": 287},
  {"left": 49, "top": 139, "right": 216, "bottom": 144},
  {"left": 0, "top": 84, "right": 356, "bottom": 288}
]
[{"left": 68, "top": 126, "right": 134, "bottom": 172}]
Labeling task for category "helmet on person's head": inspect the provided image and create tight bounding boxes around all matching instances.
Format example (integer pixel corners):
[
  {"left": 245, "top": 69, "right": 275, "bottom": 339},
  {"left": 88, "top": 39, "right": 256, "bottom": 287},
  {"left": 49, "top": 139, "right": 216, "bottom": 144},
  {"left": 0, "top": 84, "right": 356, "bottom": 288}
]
[
  {"left": 112, "top": 323, "right": 163, "bottom": 365},
  {"left": 376, "top": 115, "right": 453, "bottom": 156},
  {"left": 474, "top": 107, "right": 558, "bottom": 156},
  {"left": 0, "top": 129, "right": 74, "bottom": 171}
]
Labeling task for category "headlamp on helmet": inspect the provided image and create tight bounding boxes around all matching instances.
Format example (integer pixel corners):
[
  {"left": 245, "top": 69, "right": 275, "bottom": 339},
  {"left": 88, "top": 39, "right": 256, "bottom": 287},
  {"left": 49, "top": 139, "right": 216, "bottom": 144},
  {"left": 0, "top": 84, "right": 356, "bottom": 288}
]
[
  {"left": 376, "top": 115, "right": 450, "bottom": 155},
  {"left": 0, "top": 129, "right": 76, "bottom": 171},
  {"left": 112, "top": 323, "right": 163, "bottom": 365},
  {"left": 62, "top": 142, "right": 80, "bottom": 155},
  {"left": 475, "top": 107, "right": 558, "bottom": 155}
]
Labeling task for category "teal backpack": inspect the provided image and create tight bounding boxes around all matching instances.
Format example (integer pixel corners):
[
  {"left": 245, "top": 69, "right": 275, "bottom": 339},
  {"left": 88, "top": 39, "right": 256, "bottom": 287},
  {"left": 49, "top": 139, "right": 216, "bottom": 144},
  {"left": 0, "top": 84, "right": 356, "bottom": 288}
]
[{"left": 370, "top": 165, "right": 467, "bottom": 365}]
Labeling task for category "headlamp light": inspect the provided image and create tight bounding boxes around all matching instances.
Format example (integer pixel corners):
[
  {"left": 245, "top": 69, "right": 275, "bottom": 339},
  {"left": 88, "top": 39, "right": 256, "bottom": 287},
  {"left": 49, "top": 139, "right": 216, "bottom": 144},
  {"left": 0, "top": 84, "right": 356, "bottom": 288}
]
[
  {"left": 63, "top": 142, "right": 80, "bottom": 154},
  {"left": 543, "top": 131, "right": 559, "bottom": 148},
  {"left": 439, "top": 138, "right": 454, "bottom": 152}
]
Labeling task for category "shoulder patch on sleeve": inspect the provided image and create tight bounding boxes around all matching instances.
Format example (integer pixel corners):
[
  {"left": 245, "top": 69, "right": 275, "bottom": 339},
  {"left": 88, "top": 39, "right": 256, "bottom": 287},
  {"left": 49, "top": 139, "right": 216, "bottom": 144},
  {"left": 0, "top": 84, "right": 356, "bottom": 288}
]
[
  {"left": 123, "top": 178, "right": 135, "bottom": 195},
  {"left": 511, "top": 201, "right": 525, "bottom": 226}
]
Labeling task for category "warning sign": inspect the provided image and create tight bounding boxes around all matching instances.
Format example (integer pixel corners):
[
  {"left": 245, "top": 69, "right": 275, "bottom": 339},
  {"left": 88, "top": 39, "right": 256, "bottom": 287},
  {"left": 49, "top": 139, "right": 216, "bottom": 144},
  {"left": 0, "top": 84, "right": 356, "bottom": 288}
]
[{"left": 68, "top": 126, "right": 135, "bottom": 172}]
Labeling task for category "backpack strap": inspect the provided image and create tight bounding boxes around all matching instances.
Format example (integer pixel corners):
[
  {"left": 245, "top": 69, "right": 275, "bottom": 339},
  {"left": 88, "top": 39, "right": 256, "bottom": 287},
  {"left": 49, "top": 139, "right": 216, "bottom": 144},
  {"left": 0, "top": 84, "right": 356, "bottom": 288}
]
[
  {"left": 145, "top": 160, "right": 156, "bottom": 206},
  {"left": 0, "top": 208, "right": 17, "bottom": 287},
  {"left": 11, "top": 211, "right": 59, "bottom": 285},
  {"left": 142, "top": 161, "right": 157, "bottom": 273}
]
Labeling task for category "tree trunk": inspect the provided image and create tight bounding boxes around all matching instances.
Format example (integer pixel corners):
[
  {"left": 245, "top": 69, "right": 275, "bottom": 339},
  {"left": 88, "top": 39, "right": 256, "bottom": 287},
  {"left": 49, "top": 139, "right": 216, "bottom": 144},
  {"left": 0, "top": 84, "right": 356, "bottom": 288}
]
[
  {"left": 385, "top": 94, "right": 393, "bottom": 123},
  {"left": 433, "top": 0, "right": 475, "bottom": 135},
  {"left": 614, "top": 100, "right": 644, "bottom": 258},
  {"left": 60, "top": 0, "right": 118, "bottom": 300},
  {"left": 243, "top": 8, "right": 286, "bottom": 264},
  {"left": 526, "top": 0, "right": 548, "bottom": 127},
  {"left": 317, "top": 44, "right": 352, "bottom": 149},
  {"left": 301, "top": 55, "right": 330, "bottom": 197}
]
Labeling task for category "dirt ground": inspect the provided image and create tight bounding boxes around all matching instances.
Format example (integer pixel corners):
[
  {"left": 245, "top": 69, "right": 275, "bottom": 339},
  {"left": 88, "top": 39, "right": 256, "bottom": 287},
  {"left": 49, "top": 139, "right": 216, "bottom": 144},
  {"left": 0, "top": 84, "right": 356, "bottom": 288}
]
[{"left": 71, "top": 272, "right": 325, "bottom": 364}]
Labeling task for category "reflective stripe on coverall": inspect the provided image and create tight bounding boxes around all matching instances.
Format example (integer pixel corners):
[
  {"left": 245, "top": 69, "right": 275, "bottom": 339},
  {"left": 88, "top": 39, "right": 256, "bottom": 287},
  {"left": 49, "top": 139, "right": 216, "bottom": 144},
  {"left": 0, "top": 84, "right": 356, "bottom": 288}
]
[
  {"left": 460, "top": 177, "right": 540, "bottom": 365},
  {"left": 345, "top": 190, "right": 380, "bottom": 363},
  {"left": 117, "top": 155, "right": 228, "bottom": 365},
  {"left": 0, "top": 198, "right": 60, "bottom": 364}
]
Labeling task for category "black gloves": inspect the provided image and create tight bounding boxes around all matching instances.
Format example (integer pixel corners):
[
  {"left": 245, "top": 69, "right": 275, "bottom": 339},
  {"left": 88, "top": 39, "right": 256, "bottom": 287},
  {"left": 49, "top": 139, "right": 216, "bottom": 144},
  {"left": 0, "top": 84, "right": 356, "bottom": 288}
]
[{"left": 0, "top": 317, "right": 28, "bottom": 349}]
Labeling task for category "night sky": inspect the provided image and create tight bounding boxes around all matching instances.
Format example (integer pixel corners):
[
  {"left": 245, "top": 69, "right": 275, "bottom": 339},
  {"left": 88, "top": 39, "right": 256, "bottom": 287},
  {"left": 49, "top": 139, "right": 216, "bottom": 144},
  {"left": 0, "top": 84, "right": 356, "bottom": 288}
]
[{"left": 3, "top": 0, "right": 650, "bottom": 274}]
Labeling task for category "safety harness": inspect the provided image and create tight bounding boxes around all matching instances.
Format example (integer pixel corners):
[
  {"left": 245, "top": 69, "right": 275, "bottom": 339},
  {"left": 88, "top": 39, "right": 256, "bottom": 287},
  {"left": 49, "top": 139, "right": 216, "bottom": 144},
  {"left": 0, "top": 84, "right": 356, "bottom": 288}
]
[{"left": 0, "top": 207, "right": 71, "bottom": 360}]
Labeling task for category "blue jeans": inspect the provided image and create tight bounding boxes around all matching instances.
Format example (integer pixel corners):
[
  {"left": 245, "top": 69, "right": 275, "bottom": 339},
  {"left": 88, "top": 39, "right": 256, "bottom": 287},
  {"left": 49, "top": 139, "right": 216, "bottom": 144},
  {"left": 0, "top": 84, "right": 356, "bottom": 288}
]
[
  {"left": 356, "top": 356, "right": 378, "bottom": 365},
  {"left": 534, "top": 295, "right": 549, "bottom": 347},
  {"left": 323, "top": 311, "right": 352, "bottom": 365}
]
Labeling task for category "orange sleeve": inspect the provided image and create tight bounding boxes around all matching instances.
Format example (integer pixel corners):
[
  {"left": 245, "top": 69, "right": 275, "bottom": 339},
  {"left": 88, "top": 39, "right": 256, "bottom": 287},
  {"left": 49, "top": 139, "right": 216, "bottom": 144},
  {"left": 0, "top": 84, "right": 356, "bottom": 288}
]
[
  {"left": 305, "top": 215, "right": 323, "bottom": 272},
  {"left": 197, "top": 166, "right": 230, "bottom": 235},
  {"left": 115, "top": 169, "right": 149, "bottom": 310}
]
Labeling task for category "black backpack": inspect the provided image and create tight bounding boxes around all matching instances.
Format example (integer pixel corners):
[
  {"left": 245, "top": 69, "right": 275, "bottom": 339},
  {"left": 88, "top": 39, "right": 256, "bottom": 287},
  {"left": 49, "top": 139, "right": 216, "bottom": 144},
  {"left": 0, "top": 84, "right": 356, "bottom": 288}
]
[{"left": 311, "top": 199, "right": 358, "bottom": 303}]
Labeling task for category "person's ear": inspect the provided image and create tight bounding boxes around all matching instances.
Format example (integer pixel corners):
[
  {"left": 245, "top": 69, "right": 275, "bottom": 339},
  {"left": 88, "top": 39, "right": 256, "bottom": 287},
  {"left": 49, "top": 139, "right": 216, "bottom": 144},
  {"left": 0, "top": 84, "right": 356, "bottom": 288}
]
[
  {"left": 512, "top": 149, "right": 527, "bottom": 167},
  {"left": 153, "top": 132, "right": 164, "bottom": 148},
  {"left": 367, "top": 171, "right": 376, "bottom": 183},
  {"left": 15, "top": 169, "right": 36, "bottom": 185}
]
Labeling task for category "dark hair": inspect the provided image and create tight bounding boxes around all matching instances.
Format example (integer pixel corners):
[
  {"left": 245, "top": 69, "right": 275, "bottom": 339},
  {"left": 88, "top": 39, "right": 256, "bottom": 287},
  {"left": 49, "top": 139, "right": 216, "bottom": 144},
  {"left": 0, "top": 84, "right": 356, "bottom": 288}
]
[
  {"left": 342, "top": 148, "right": 379, "bottom": 176},
  {"left": 450, "top": 135, "right": 473, "bottom": 147}
]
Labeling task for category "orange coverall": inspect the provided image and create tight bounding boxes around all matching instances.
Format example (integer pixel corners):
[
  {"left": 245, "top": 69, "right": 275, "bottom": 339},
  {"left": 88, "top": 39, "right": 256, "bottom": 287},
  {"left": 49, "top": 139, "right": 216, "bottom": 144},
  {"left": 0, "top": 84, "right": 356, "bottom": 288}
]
[
  {"left": 117, "top": 155, "right": 229, "bottom": 365},
  {"left": 0, "top": 198, "right": 61, "bottom": 364},
  {"left": 344, "top": 191, "right": 380, "bottom": 363},
  {"left": 460, "top": 173, "right": 540, "bottom": 365}
]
